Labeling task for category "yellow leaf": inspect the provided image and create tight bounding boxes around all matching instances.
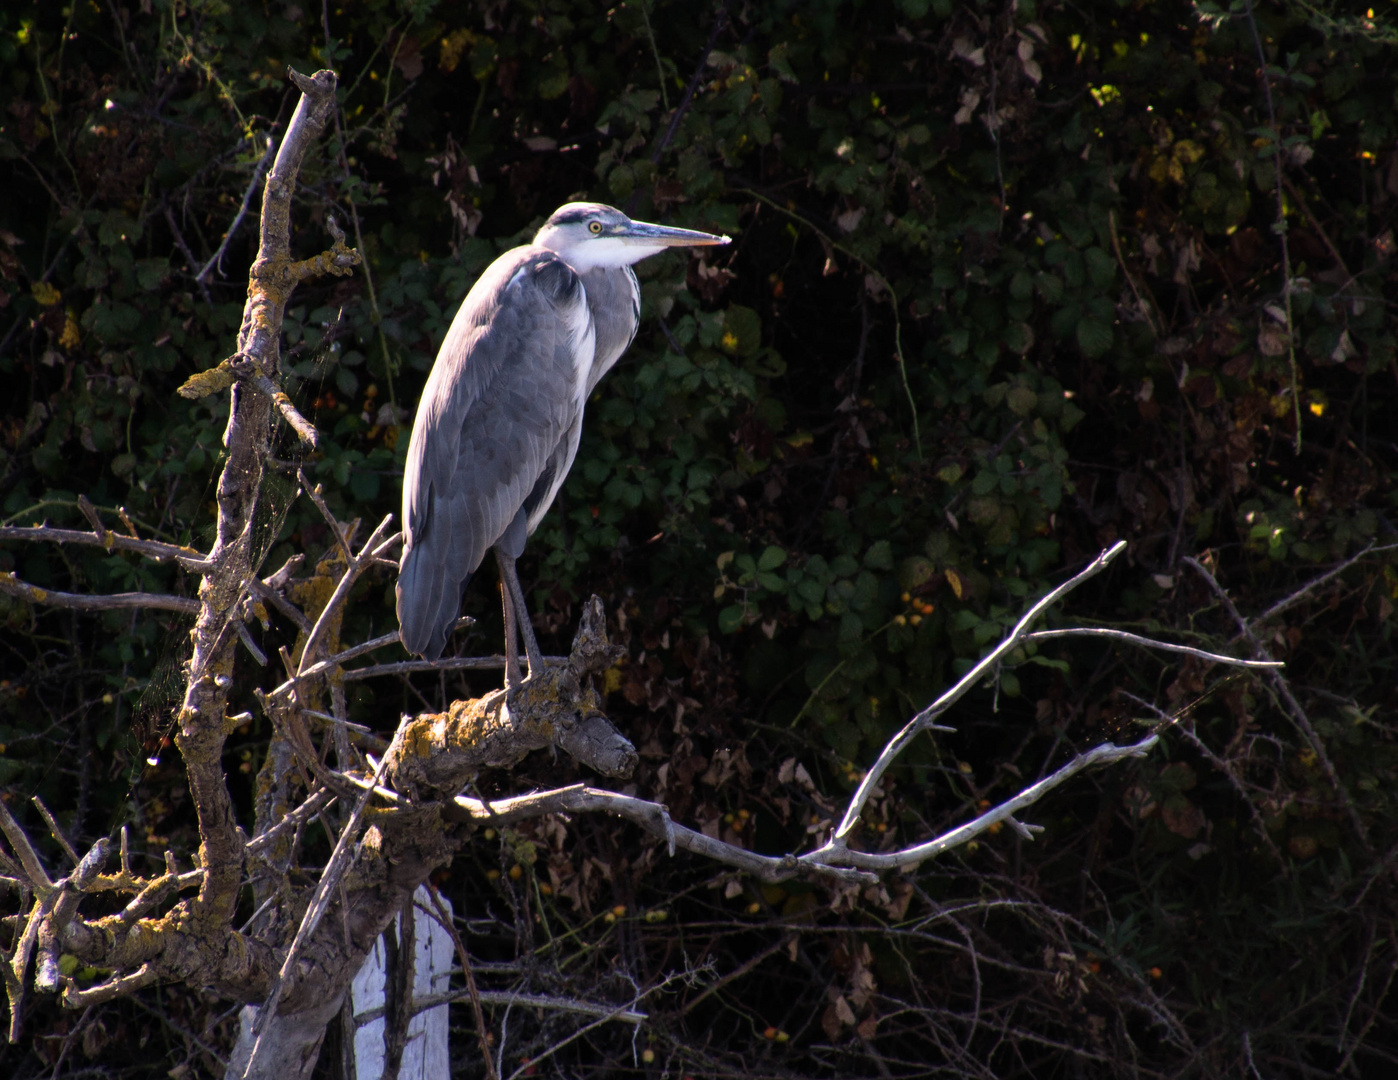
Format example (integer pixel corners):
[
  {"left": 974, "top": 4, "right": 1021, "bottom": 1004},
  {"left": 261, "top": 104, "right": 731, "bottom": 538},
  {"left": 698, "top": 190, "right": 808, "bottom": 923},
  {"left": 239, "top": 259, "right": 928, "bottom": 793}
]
[
  {"left": 32, "top": 281, "right": 60, "bottom": 306},
  {"left": 59, "top": 314, "right": 81, "bottom": 350},
  {"left": 1174, "top": 139, "right": 1205, "bottom": 164},
  {"left": 945, "top": 568, "right": 964, "bottom": 599}
]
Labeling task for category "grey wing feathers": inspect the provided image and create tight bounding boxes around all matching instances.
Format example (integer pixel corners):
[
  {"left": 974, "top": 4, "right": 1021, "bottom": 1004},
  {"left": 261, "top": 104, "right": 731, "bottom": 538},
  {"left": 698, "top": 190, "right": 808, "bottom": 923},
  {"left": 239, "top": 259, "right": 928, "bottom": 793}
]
[{"left": 397, "top": 248, "right": 593, "bottom": 658}]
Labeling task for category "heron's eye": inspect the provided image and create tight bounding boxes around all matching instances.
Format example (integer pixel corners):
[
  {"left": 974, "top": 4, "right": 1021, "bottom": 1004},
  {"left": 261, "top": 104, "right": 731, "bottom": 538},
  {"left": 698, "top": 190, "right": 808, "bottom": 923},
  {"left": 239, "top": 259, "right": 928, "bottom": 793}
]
[{"left": 588, "top": 221, "right": 603, "bottom": 234}]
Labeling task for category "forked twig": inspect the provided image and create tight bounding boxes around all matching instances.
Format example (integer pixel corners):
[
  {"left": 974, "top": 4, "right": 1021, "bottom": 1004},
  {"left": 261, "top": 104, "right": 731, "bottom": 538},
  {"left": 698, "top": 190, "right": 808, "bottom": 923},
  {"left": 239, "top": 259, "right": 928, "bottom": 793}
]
[{"left": 836, "top": 541, "right": 1130, "bottom": 842}]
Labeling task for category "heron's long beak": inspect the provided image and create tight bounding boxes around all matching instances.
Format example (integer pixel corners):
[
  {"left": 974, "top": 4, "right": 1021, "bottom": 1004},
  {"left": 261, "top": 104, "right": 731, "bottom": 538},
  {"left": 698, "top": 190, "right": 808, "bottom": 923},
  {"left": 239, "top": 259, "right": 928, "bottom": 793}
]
[{"left": 618, "top": 221, "right": 731, "bottom": 247}]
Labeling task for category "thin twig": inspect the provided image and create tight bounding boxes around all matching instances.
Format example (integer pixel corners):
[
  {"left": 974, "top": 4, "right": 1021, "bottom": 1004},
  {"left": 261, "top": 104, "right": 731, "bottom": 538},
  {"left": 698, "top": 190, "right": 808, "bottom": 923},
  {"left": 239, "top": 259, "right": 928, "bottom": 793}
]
[
  {"left": 343, "top": 655, "right": 510, "bottom": 681},
  {"left": 423, "top": 883, "right": 499, "bottom": 1080},
  {"left": 246, "top": 578, "right": 314, "bottom": 634},
  {"left": 229, "top": 356, "right": 320, "bottom": 447},
  {"left": 1241, "top": 0, "right": 1300, "bottom": 453},
  {"left": 0, "top": 572, "right": 198, "bottom": 615},
  {"left": 0, "top": 524, "right": 209, "bottom": 569},
  {"left": 164, "top": 205, "right": 215, "bottom": 305},
  {"left": 1250, "top": 542, "right": 1397, "bottom": 628},
  {"left": 0, "top": 800, "right": 54, "bottom": 892},
  {"left": 354, "top": 987, "right": 647, "bottom": 1026},
  {"left": 196, "top": 133, "right": 276, "bottom": 283},
  {"left": 297, "top": 467, "right": 357, "bottom": 566},
  {"left": 1025, "top": 627, "right": 1283, "bottom": 669},
  {"left": 1119, "top": 689, "right": 1287, "bottom": 869},
  {"left": 501, "top": 974, "right": 687, "bottom": 1080},
  {"left": 245, "top": 790, "right": 335, "bottom": 861},
  {"left": 1183, "top": 555, "right": 1370, "bottom": 850},
  {"left": 29, "top": 798, "right": 80, "bottom": 867},
  {"left": 297, "top": 515, "right": 396, "bottom": 674},
  {"left": 649, "top": 2, "right": 727, "bottom": 165},
  {"left": 679, "top": 933, "right": 796, "bottom": 1016}
]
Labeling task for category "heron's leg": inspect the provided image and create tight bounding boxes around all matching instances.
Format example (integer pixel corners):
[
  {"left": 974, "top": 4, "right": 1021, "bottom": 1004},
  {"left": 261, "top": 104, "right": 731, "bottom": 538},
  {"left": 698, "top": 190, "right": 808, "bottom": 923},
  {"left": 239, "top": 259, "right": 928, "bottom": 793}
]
[
  {"left": 495, "top": 549, "right": 544, "bottom": 680},
  {"left": 499, "top": 580, "right": 522, "bottom": 689}
]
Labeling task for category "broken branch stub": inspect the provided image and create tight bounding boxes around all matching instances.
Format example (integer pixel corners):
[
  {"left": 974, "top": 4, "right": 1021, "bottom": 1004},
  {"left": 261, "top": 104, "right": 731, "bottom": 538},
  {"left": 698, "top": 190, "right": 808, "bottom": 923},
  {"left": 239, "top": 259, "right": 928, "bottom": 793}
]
[{"left": 384, "top": 596, "right": 633, "bottom": 798}]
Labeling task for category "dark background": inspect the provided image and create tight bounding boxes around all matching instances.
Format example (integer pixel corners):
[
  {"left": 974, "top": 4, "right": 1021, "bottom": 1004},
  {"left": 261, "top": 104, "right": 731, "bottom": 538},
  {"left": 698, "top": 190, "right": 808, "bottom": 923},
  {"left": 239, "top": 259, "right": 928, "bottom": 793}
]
[{"left": 1, "top": 0, "right": 1397, "bottom": 1076}]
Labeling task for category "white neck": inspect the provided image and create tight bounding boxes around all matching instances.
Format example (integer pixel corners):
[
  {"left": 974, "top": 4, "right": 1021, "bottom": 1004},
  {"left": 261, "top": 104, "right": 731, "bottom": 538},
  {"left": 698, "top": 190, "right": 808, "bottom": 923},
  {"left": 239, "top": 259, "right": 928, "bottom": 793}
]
[{"left": 548, "top": 238, "right": 663, "bottom": 273}]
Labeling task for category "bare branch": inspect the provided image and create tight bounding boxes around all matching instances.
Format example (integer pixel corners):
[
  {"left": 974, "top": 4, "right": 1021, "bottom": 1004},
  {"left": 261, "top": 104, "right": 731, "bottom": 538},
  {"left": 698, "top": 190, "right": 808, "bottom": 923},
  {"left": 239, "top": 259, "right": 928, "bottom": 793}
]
[
  {"left": 196, "top": 132, "right": 276, "bottom": 284},
  {"left": 421, "top": 884, "right": 499, "bottom": 1080},
  {"left": 241, "top": 717, "right": 408, "bottom": 1075},
  {"left": 237, "top": 620, "right": 269, "bottom": 666},
  {"left": 119, "top": 868, "right": 205, "bottom": 926},
  {"left": 164, "top": 205, "right": 215, "bottom": 305},
  {"left": 0, "top": 522, "right": 209, "bottom": 569},
  {"left": 803, "top": 734, "right": 1159, "bottom": 872},
  {"left": 75, "top": 494, "right": 106, "bottom": 539},
  {"left": 1120, "top": 689, "right": 1288, "bottom": 869},
  {"left": 30, "top": 797, "right": 80, "bottom": 867},
  {"left": 343, "top": 654, "right": 507, "bottom": 681},
  {"left": 1025, "top": 627, "right": 1283, "bottom": 669},
  {"left": 229, "top": 355, "right": 320, "bottom": 447},
  {"left": 61, "top": 962, "right": 157, "bottom": 1008},
  {"left": 246, "top": 577, "right": 314, "bottom": 634},
  {"left": 0, "top": 571, "right": 198, "bottom": 615},
  {"left": 499, "top": 971, "right": 689, "bottom": 1080},
  {"left": 297, "top": 512, "right": 395, "bottom": 673},
  {"left": 296, "top": 468, "right": 357, "bottom": 566},
  {"left": 836, "top": 541, "right": 1128, "bottom": 841},
  {"left": 175, "top": 64, "right": 346, "bottom": 938},
  {"left": 1250, "top": 542, "right": 1398, "bottom": 628},
  {"left": 245, "top": 789, "right": 335, "bottom": 856},
  {"left": 1183, "top": 555, "right": 1371, "bottom": 851},
  {"left": 354, "top": 987, "right": 648, "bottom": 1026},
  {"left": 387, "top": 782, "right": 868, "bottom": 885},
  {"left": 0, "top": 798, "right": 54, "bottom": 892}
]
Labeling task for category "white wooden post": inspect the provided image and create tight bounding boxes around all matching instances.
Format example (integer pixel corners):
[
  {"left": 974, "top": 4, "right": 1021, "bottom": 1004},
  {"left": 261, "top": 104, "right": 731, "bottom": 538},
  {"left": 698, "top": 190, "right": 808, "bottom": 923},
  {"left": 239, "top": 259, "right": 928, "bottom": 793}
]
[{"left": 349, "top": 885, "right": 454, "bottom": 1079}]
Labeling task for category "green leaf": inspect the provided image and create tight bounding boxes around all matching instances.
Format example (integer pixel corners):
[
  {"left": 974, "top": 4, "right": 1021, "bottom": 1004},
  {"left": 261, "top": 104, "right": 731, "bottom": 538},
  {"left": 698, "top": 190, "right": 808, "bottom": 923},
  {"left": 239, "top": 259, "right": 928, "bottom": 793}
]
[
  {"left": 863, "top": 540, "right": 893, "bottom": 571},
  {"left": 1076, "top": 316, "right": 1114, "bottom": 358},
  {"left": 718, "top": 604, "right": 747, "bottom": 633},
  {"left": 723, "top": 305, "right": 763, "bottom": 356},
  {"left": 757, "top": 545, "right": 786, "bottom": 571}
]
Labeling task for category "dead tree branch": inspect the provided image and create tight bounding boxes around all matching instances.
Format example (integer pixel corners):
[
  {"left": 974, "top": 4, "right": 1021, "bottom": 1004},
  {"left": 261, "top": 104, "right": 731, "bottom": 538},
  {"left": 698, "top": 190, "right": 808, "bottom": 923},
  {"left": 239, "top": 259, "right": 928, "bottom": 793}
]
[
  {"left": 0, "top": 520, "right": 208, "bottom": 569},
  {"left": 0, "top": 572, "right": 198, "bottom": 615}
]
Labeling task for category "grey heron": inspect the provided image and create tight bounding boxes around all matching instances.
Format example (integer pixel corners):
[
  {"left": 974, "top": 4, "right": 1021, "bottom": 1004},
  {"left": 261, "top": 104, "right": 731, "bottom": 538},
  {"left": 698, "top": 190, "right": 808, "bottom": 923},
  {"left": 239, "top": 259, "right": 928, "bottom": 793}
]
[{"left": 396, "top": 202, "right": 731, "bottom": 681}]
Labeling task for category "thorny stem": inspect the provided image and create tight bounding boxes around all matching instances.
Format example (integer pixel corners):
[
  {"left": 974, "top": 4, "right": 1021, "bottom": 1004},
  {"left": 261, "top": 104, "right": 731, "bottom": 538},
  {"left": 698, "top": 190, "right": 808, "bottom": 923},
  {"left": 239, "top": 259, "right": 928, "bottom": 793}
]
[
  {"left": 323, "top": 1, "right": 399, "bottom": 412},
  {"left": 738, "top": 186, "right": 922, "bottom": 458},
  {"left": 1241, "top": 0, "right": 1301, "bottom": 453},
  {"left": 1183, "top": 555, "right": 1370, "bottom": 851}
]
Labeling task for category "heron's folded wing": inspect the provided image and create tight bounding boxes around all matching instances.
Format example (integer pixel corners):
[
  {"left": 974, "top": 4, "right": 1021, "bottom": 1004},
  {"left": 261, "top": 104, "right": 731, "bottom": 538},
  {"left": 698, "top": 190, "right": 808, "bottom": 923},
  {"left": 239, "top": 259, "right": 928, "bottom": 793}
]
[{"left": 397, "top": 249, "right": 593, "bottom": 657}]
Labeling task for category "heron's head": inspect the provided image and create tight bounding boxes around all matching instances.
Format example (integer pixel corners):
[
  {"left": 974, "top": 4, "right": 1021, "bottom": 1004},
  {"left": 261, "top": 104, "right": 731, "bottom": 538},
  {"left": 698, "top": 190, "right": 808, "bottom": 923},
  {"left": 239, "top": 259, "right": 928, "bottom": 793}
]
[{"left": 534, "top": 202, "right": 730, "bottom": 273}]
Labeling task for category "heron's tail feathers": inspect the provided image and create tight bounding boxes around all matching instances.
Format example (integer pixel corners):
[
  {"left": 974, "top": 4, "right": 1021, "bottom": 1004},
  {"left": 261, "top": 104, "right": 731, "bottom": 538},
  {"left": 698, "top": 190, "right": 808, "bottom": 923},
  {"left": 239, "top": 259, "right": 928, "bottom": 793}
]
[{"left": 396, "top": 546, "right": 467, "bottom": 660}]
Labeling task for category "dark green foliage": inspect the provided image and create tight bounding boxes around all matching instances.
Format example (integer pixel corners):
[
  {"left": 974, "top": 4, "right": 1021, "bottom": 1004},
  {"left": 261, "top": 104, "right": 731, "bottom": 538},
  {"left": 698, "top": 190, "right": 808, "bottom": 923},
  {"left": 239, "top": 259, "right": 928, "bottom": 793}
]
[{"left": 2, "top": 0, "right": 1398, "bottom": 1076}]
